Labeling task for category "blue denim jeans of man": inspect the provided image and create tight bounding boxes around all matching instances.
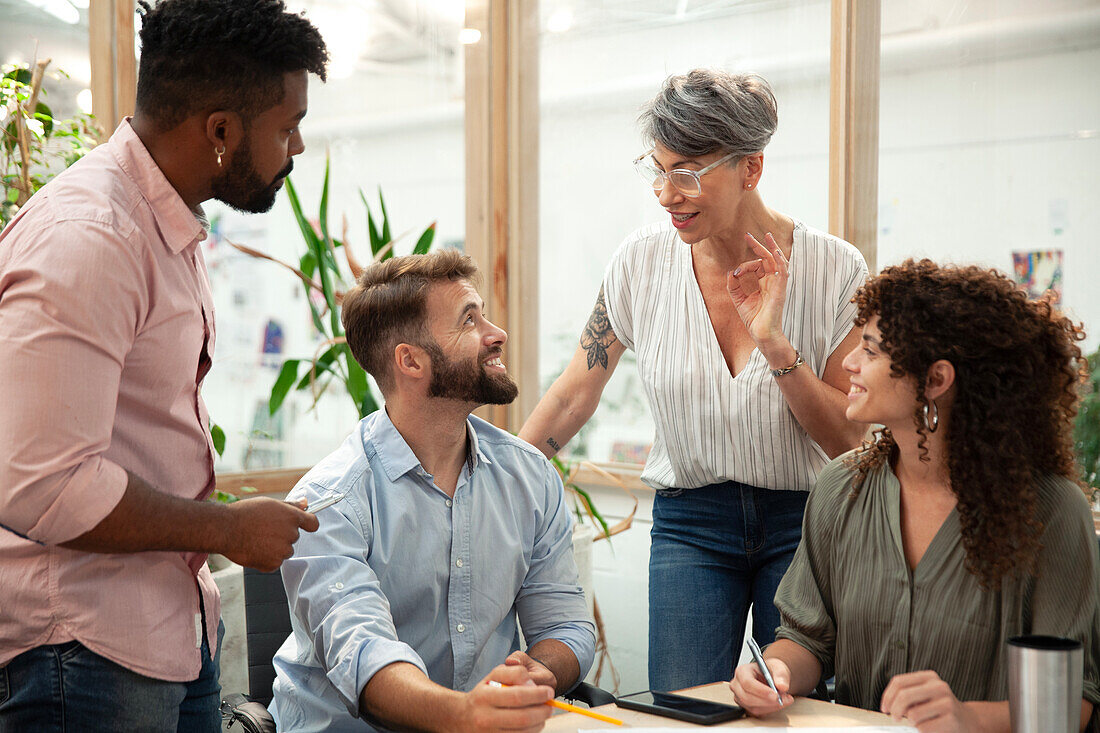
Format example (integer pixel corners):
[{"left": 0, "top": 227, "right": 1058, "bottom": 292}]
[
  {"left": 0, "top": 619, "right": 224, "bottom": 732},
  {"left": 648, "top": 481, "right": 809, "bottom": 691}
]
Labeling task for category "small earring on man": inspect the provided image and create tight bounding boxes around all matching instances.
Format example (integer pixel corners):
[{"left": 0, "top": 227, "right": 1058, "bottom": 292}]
[
  {"left": 215, "top": 145, "right": 226, "bottom": 167},
  {"left": 922, "top": 399, "right": 939, "bottom": 433}
]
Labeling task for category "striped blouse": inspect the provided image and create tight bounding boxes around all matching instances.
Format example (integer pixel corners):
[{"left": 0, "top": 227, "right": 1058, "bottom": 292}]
[
  {"left": 602, "top": 219, "right": 868, "bottom": 492},
  {"left": 775, "top": 455, "right": 1100, "bottom": 709}
]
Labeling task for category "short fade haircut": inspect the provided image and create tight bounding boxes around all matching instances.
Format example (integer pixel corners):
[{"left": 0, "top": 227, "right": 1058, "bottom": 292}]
[
  {"left": 640, "top": 69, "right": 778, "bottom": 160},
  {"left": 135, "top": 0, "right": 328, "bottom": 131},
  {"left": 342, "top": 250, "right": 479, "bottom": 393}
]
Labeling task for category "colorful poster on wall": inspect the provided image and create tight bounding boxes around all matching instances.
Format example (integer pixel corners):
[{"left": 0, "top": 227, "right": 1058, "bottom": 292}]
[{"left": 1012, "top": 250, "right": 1063, "bottom": 303}]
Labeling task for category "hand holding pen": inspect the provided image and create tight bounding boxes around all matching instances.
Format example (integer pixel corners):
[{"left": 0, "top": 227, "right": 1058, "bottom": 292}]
[
  {"left": 728, "top": 639, "right": 793, "bottom": 716},
  {"left": 747, "top": 638, "right": 783, "bottom": 705}
]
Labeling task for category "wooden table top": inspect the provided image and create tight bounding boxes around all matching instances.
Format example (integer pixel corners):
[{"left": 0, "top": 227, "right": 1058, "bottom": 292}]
[{"left": 544, "top": 682, "right": 907, "bottom": 730}]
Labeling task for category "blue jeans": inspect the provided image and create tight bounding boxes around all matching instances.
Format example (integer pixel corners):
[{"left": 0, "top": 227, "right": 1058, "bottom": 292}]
[
  {"left": 0, "top": 620, "right": 224, "bottom": 732},
  {"left": 648, "top": 481, "right": 808, "bottom": 691}
]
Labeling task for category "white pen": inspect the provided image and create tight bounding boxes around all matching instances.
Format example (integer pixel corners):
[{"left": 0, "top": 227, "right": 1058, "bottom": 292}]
[{"left": 747, "top": 637, "right": 784, "bottom": 706}]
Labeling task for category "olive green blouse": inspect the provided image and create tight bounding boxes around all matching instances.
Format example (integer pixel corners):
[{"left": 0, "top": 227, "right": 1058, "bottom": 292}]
[{"left": 774, "top": 454, "right": 1100, "bottom": 710}]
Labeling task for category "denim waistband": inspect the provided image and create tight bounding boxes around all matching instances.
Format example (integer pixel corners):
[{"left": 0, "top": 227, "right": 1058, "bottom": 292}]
[{"left": 654, "top": 479, "right": 807, "bottom": 499}]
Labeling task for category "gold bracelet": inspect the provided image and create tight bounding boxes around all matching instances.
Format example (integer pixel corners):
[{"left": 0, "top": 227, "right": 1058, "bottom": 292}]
[{"left": 770, "top": 350, "right": 804, "bottom": 377}]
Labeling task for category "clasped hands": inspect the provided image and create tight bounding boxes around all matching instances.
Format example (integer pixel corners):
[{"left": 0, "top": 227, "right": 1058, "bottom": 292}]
[{"left": 730, "top": 661, "right": 978, "bottom": 733}]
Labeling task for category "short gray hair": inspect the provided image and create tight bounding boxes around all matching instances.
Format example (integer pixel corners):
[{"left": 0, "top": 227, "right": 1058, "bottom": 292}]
[{"left": 639, "top": 69, "right": 778, "bottom": 159}]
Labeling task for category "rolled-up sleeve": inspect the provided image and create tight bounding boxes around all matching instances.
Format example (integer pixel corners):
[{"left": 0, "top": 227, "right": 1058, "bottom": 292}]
[
  {"left": 0, "top": 219, "right": 143, "bottom": 543},
  {"left": 1029, "top": 477, "right": 1100, "bottom": 706},
  {"left": 281, "top": 479, "right": 427, "bottom": 715},
  {"left": 515, "top": 466, "right": 596, "bottom": 682}
]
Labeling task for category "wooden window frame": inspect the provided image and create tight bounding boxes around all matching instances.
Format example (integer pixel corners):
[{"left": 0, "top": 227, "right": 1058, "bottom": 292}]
[{"left": 89, "top": 0, "right": 137, "bottom": 136}]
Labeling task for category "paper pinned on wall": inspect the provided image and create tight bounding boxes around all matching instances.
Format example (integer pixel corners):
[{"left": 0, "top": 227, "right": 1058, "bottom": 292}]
[{"left": 1012, "top": 249, "right": 1064, "bottom": 303}]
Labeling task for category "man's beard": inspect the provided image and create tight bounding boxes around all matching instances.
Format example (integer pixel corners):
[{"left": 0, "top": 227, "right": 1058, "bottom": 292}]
[
  {"left": 210, "top": 136, "right": 292, "bottom": 214},
  {"left": 424, "top": 340, "right": 518, "bottom": 406}
]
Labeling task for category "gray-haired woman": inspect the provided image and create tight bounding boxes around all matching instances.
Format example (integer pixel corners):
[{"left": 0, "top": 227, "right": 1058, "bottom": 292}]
[{"left": 520, "top": 69, "right": 869, "bottom": 691}]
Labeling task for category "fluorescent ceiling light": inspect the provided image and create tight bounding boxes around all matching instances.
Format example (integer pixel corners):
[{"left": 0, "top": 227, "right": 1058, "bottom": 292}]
[
  {"left": 22, "top": 0, "right": 80, "bottom": 25},
  {"left": 546, "top": 7, "right": 574, "bottom": 33},
  {"left": 76, "top": 88, "right": 93, "bottom": 114},
  {"left": 303, "top": 3, "right": 371, "bottom": 80}
]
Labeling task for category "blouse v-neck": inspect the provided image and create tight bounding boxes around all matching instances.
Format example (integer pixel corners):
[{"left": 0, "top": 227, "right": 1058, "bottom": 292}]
[
  {"left": 881, "top": 465, "right": 961, "bottom": 580},
  {"left": 683, "top": 225, "right": 802, "bottom": 381}
]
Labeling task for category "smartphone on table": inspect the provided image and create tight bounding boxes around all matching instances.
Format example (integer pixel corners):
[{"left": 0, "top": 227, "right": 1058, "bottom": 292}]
[{"left": 614, "top": 689, "right": 745, "bottom": 725}]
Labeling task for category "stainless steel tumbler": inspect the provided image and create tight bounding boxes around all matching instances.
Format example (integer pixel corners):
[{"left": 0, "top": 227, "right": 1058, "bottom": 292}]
[{"left": 1008, "top": 635, "right": 1083, "bottom": 733}]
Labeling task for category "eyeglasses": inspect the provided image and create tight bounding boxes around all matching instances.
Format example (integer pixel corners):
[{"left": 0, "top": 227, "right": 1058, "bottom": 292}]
[{"left": 632, "top": 149, "right": 738, "bottom": 198}]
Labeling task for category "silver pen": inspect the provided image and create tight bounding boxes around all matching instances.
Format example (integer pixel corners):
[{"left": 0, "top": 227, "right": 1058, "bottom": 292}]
[
  {"left": 747, "top": 637, "right": 783, "bottom": 706},
  {"left": 304, "top": 489, "right": 348, "bottom": 514}
]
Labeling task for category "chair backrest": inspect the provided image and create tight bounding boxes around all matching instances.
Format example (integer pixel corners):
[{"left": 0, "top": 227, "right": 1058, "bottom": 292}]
[{"left": 242, "top": 567, "right": 294, "bottom": 707}]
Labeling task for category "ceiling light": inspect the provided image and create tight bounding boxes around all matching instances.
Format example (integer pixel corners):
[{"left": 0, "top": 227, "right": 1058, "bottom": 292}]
[
  {"left": 458, "top": 28, "right": 481, "bottom": 45},
  {"left": 22, "top": 0, "right": 80, "bottom": 25},
  {"left": 546, "top": 7, "right": 573, "bottom": 33},
  {"left": 302, "top": 3, "right": 370, "bottom": 81},
  {"left": 76, "top": 88, "right": 93, "bottom": 114}
]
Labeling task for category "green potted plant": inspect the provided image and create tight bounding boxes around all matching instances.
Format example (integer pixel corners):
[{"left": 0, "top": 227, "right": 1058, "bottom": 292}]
[
  {"left": 229, "top": 157, "right": 435, "bottom": 424},
  {"left": 1075, "top": 347, "right": 1100, "bottom": 508},
  {"left": 2, "top": 59, "right": 100, "bottom": 227}
]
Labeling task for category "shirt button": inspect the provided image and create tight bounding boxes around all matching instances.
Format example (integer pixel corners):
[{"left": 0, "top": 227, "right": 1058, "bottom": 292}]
[
  {"left": 455, "top": 558, "right": 464, "bottom": 567},
  {"left": 456, "top": 624, "right": 466, "bottom": 633},
  {"left": 334, "top": 582, "right": 344, "bottom": 590},
  {"left": 445, "top": 499, "right": 453, "bottom": 507}
]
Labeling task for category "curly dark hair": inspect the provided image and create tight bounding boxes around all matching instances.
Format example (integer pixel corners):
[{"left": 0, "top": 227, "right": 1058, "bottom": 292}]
[
  {"left": 135, "top": 0, "right": 328, "bottom": 131},
  {"left": 848, "top": 259, "right": 1087, "bottom": 589}
]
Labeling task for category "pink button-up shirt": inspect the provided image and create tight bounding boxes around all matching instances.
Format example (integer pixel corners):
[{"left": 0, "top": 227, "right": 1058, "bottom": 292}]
[{"left": 0, "top": 120, "right": 221, "bottom": 681}]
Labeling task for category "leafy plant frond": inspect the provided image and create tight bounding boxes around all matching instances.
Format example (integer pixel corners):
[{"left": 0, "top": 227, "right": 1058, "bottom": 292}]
[
  {"left": 230, "top": 153, "right": 436, "bottom": 432},
  {"left": 2, "top": 59, "right": 101, "bottom": 227},
  {"left": 550, "top": 456, "right": 638, "bottom": 545}
]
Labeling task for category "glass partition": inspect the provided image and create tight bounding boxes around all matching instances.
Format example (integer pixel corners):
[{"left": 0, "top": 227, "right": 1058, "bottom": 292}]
[
  {"left": 537, "top": 0, "right": 834, "bottom": 465},
  {"left": 198, "top": 0, "right": 466, "bottom": 471}
]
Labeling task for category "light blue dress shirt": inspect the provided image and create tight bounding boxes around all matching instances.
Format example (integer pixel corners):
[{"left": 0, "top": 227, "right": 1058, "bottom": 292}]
[{"left": 269, "top": 410, "right": 595, "bottom": 732}]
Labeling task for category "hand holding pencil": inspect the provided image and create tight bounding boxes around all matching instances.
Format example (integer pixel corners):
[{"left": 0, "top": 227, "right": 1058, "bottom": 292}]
[
  {"left": 458, "top": 664, "right": 556, "bottom": 732},
  {"left": 488, "top": 680, "right": 623, "bottom": 726}
]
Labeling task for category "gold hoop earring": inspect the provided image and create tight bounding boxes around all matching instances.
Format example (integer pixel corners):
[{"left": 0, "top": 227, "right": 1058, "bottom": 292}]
[
  {"left": 215, "top": 145, "right": 226, "bottom": 167},
  {"left": 922, "top": 399, "right": 939, "bottom": 433}
]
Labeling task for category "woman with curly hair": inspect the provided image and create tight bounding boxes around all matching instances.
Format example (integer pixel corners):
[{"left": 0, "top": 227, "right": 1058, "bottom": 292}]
[{"left": 730, "top": 259, "right": 1100, "bottom": 731}]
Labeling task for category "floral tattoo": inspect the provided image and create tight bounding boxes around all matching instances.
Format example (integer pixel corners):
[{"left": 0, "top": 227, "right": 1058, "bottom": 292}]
[{"left": 580, "top": 287, "right": 616, "bottom": 370}]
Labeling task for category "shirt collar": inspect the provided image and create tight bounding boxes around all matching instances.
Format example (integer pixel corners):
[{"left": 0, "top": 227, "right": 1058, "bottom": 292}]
[
  {"left": 369, "top": 408, "right": 493, "bottom": 482},
  {"left": 107, "top": 119, "right": 206, "bottom": 255}
]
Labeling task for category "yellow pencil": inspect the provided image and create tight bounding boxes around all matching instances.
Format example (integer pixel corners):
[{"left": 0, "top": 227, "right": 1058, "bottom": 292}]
[
  {"left": 488, "top": 681, "right": 624, "bottom": 726},
  {"left": 547, "top": 698, "right": 624, "bottom": 726}
]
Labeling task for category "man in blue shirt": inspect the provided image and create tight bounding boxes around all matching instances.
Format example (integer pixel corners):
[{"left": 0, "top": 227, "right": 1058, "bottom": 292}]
[{"left": 270, "top": 250, "right": 596, "bottom": 732}]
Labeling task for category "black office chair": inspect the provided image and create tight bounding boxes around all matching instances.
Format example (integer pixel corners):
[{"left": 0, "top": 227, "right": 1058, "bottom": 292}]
[
  {"left": 242, "top": 567, "right": 294, "bottom": 706},
  {"left": 239, "top": 568, "right": 615, "bottom": 709}
]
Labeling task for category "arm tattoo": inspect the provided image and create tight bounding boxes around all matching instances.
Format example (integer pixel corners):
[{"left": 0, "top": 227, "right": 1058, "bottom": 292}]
[
  {"left": 547, "top": 437, "right": 562, "bottom": 452},
  {"left": 580, "top": 286, "right": 616, "bottom": 370}
]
